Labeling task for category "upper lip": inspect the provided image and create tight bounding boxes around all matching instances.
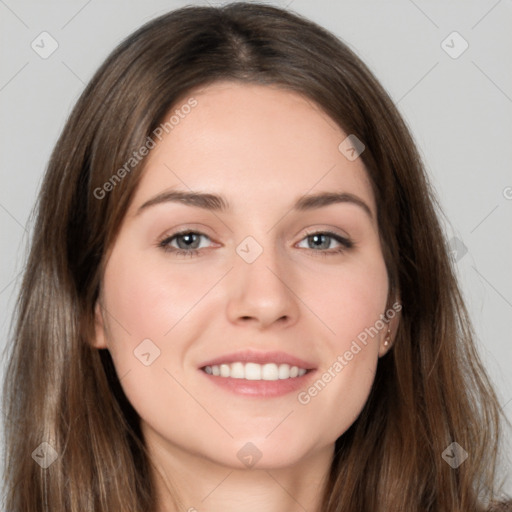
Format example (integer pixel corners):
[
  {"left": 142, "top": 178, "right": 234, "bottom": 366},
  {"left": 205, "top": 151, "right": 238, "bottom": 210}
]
[{"left": 199, "top": 349, "right": 316, "bottom": 370}]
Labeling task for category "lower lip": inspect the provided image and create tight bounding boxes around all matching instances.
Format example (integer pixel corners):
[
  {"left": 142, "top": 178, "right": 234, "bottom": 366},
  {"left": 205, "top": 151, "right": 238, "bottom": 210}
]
[{"left": 199, "top": 369, "right": 316, "bottom": 397}]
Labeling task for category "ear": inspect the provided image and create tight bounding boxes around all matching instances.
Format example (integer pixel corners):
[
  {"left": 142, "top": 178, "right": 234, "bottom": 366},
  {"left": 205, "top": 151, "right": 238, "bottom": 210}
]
[{"left": 90, "top": 301, "right": 108, "bottom": 349}]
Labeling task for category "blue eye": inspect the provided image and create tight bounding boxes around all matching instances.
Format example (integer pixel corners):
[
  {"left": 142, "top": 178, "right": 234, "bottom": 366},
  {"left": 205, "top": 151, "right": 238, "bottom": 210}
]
[
  {"left": 157, "top": 230, "right": 353, "bottom": 258},
  {"left": 299, "top": 230, "right": 353, "bottom": 256},
  {"left": 158, "top": 230, "right": 209, "bottom": 258}
]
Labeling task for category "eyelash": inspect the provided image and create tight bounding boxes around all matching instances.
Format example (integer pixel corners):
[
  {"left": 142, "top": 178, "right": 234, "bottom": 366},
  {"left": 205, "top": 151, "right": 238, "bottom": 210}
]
[{"left": 157, "top": 229, "right": 354, "bottom": 258}]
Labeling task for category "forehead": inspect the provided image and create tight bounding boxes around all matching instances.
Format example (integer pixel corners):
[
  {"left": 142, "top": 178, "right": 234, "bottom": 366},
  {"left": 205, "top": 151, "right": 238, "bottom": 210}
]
[{"left": 127, "top": 80, "right": 376, "bottom": 220}]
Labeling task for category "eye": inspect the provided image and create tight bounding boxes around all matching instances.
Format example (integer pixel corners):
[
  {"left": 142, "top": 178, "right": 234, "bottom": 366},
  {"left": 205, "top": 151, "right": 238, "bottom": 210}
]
[
  {"left": 157, "top": 230, "right": 212, "bottom": 258},
  {"left": 296, "top": 230, "right": 353, "bottom": 256}
]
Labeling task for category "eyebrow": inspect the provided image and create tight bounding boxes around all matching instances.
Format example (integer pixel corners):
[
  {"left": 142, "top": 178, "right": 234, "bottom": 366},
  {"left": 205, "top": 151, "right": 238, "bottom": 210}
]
[{"left": 136, "top": 189, "right": 373, "bottom": 220}]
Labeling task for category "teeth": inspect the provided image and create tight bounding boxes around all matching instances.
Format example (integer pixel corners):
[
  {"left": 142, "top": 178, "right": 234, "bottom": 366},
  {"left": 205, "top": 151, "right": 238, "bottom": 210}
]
[
  {"left": 220, "top": 364, "right": 230, "bottom": 377},
  {"left": 203, "top": 362, "right": 307, "bottom": 380}
]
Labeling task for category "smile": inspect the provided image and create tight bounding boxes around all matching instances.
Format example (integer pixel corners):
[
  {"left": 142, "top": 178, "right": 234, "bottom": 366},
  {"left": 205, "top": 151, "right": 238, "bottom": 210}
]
[{"left": 202, "top": 362, "right": 308, "bottom": 380}]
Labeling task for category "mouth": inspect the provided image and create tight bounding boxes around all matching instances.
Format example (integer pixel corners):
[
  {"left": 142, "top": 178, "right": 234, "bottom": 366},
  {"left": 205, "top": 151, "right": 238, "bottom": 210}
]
[{"left": 198, "top": 350, "right": 316, "bottom": 397}]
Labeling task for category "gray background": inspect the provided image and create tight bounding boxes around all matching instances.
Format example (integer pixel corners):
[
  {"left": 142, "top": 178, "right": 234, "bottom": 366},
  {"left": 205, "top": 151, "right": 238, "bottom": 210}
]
[{"left": 1, "top": 0, "right": 511, "bottom": 496}]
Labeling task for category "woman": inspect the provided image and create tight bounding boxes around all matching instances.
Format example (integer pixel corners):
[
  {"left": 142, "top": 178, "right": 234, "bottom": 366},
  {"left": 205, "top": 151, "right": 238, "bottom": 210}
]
[{"left": 2, "top": 2, "right": 511, "bottom": 511}]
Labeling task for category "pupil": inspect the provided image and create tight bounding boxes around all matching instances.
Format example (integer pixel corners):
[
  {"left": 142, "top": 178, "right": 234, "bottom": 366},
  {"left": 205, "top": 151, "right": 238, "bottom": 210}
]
[
  {"left": 181, "top": 233, "right": 197, "bottom": 248},
  {"left": 312, "top": 234, "right": 326, "bottom": 248}
]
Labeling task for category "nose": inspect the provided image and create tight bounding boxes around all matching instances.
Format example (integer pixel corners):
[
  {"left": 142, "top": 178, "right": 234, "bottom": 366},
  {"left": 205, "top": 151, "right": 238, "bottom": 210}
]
[{"left": 225, "top": 241, "right": 300, "bottom": 330}]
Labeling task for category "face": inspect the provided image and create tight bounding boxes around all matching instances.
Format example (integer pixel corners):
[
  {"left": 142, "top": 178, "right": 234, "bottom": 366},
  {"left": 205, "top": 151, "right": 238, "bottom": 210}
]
[{"left": 92, "top": 81, "right": 396, "bottom": 470}]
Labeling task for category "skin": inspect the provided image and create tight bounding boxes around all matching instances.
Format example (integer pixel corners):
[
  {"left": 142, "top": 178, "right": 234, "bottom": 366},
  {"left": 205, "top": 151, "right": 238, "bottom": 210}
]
[{"left": 92, "top": 81, "right": 398, "bottom": 512}]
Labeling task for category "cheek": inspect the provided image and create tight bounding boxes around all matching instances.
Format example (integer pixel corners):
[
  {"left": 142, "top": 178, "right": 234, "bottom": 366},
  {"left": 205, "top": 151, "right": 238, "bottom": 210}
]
[
  {"left": 301, "top": 250, "right": 389, "bottom": 350},
  {"left": 296, "top": 346, "right": 378, "bottom": 448},
  {"left": 295, "top": 251, "right": 387, "bottom": 429},
  {"left": 99, "top": 243, "right": 230, "bottom": 406},
  {"left": 99, "top": 249, "right": 210, "bottom": 426},
  {"left": 277, "top": 253, "right": 387, "bottom": 434},
  {"left": 101, "top": 248, "right": 214, "bottom": 347}
]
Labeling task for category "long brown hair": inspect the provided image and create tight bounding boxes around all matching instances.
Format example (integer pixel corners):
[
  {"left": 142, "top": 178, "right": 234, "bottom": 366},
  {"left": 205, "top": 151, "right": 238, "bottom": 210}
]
[{"left": 2, "top": 3, "right": 511, "bottom": 511}]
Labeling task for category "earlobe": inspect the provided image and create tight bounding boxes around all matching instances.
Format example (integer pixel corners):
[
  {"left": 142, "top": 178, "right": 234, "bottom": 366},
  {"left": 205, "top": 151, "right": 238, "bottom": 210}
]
[
  {"left": 378, "top": 327, "right": 391, "bottom": 358},
  {"left": 379, "top": 321, "right": 395, "bottom": 357},
  {"left": 379, "top": 297, "right": 401, "bottom": 357},
  {"left": 91, "top": 301, "right": 108, "bottom": 349}
]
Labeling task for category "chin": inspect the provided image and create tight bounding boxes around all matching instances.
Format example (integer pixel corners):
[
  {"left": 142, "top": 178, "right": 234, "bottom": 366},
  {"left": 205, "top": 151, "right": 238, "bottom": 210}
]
[{"left": 202, "top": 435, "right": 322, "bottom": 471}]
